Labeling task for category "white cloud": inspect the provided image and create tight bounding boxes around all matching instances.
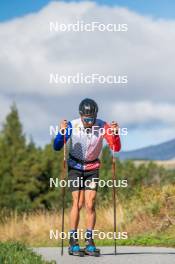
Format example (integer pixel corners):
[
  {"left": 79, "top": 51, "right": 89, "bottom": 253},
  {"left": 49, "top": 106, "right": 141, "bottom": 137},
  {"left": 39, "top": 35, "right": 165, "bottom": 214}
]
[
  {"left": 0, "top": 1, "right": 175, "bottom": 149},
  {"left": 0, "top": 1, "right": 175, "bottom": 99},
  {"left": 0, "top": 95, "right": 11, "bottom": 127},
  {"left": 111, "top": 101, "right": 175, "bottom": 125}
]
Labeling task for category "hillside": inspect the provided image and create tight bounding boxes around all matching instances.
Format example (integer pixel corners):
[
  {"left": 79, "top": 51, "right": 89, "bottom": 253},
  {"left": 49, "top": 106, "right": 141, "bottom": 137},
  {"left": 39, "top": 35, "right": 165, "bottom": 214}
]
[{"left": 119, "top": 138, "right": 175, "bottom": 160}]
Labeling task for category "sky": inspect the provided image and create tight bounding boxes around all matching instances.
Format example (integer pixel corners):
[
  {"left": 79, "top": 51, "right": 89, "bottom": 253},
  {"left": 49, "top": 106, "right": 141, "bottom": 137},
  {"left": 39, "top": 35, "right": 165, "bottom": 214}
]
[
  {"left": 0, "top": 0, "right": 175, "bottom": 151},
  {"left": 1, "top": 0, "right": 175, "bottom": 21}
]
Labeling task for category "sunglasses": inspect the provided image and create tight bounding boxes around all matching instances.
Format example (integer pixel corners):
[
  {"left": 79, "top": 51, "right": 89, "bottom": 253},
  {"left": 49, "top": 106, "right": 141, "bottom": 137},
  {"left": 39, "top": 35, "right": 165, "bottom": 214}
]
[{"left": 82, "top": 117, "right": 95, "bottom": 124}]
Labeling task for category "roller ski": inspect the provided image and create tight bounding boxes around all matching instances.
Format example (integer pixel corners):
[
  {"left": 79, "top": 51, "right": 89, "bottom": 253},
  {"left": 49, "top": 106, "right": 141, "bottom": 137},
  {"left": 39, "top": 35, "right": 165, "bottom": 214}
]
[
  {"left": 68, "top": 236, "right": 85, "bottom": 257},
  {"left": 84, "top": 238, "right": 100, "bottom": 257}
]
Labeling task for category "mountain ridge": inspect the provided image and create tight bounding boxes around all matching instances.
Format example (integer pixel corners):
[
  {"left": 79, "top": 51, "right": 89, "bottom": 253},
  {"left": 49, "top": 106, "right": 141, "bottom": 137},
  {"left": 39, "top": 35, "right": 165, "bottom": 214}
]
[{"left": 119, "top": 138, "right": 175, "bottom": 160}]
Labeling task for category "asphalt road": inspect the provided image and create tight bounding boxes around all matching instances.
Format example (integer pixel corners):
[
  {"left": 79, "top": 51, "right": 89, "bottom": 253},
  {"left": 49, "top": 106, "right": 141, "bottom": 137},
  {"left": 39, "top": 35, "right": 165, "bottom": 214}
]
[{"left": 33, "top": 246, "right": 175, "bottom": 264}]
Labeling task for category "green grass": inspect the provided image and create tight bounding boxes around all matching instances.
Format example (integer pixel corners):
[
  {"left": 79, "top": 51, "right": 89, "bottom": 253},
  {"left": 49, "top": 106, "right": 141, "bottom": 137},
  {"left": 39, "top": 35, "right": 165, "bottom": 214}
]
[
  {"left": 41, "top": 232, "right": 175, "bottom": 248},
  {"left": 0, "top": 242, "right": 56, "bottom": 264},
  {"left": 94, "top": 233, "right": 175, "bottom": 247},
  {"left": 48, "top": 228, "right": 175, "bottom": 248}
]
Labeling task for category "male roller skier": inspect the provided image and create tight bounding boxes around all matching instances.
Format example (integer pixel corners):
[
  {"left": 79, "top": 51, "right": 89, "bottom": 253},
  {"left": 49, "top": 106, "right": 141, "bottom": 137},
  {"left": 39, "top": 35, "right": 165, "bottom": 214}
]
[{"left": 53, "top": 98, "right": 121, "bottom": 255}]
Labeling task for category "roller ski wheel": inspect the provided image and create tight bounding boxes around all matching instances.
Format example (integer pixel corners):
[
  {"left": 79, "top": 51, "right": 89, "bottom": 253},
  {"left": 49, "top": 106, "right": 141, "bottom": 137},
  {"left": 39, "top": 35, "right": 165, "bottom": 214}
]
[
  {"left": 84, "top": 248, "right": 100, "bottom": 257},
  {"left": 68, "top": 237, "right": 85, "bottom": 257},
  {"left": 68, "top": 248, "right": 85, "bottom": 257},
  {"left": 84, "top": 238, "right": 100, "bottom": 257}
]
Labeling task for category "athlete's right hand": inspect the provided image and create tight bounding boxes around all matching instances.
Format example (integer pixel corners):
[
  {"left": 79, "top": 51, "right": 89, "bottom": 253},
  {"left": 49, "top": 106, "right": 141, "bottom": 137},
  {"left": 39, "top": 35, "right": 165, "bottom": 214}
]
[{"left": 60, "top": 119, "right": 68, "bottom": 132}]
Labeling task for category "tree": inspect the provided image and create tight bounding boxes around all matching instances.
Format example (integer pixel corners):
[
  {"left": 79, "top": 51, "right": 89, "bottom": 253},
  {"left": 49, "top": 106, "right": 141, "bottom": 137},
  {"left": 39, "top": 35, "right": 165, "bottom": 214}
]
[{"left": 0, "top": 104, "right": 26, "bottom": 209}]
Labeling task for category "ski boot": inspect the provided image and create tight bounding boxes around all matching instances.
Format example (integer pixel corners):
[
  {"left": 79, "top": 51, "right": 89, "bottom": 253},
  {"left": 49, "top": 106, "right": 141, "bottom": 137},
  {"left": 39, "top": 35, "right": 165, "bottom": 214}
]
[
  {"left": 84, "top": 238, "right": 100, "bottom": 257},
  {"left": 68, "top": 236, "right": 84, "bottom": 257}
]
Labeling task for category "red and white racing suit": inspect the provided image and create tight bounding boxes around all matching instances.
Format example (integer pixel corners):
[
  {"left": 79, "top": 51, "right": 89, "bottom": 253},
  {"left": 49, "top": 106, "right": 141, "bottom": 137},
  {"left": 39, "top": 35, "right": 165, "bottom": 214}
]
[{"left": 54, "top": 118, "right": 121, "bottom": 171}]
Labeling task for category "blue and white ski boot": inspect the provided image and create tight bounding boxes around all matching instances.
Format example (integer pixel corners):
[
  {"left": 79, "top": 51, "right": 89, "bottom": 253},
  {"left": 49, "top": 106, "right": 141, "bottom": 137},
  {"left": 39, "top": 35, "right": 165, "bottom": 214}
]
[
  {"left": 68, "top": 236, "right": 84, "bottom": 257},
  {"left": 84, "top": 238, "right": 100, "bottom": 257}
]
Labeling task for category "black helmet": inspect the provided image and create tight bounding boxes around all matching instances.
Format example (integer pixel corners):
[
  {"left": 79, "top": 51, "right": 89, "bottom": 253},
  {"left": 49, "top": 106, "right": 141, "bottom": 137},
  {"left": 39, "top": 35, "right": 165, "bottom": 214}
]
[{"left": 79, "top": 98, "right": 98, "bottom": 117}]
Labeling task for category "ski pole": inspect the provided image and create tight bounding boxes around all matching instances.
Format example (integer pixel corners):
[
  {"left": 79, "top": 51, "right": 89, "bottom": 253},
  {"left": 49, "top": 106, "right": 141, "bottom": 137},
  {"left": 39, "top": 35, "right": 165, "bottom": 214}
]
[
  {"left": 112, "top": 145, "right": 117, "bottom": 255},
  {"left": 61, "top": 129, "right": 67, "bottom": 256}
]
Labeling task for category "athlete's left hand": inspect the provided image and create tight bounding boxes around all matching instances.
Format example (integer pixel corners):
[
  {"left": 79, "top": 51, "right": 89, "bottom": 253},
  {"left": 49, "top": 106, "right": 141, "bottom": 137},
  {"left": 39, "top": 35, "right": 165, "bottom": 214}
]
[{"left": 111, "top": 121, "right": 119, "bottom": 135}]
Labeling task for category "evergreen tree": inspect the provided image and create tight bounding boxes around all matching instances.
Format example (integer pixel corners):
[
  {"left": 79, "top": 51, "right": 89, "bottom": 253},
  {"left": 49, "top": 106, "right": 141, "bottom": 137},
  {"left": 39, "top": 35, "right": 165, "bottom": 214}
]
[{"left": 0, "top": 104, "right": 26, "bottom": 209}]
